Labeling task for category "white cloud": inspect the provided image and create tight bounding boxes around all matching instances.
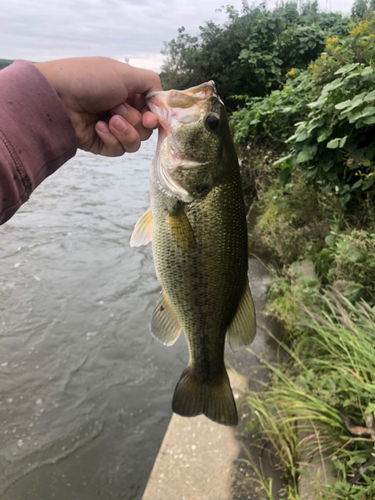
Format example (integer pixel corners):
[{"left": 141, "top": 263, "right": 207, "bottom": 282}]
[
  {"left": 124, "top": 54, "right": 166, "bottom": 72},
  {"left": 0, "top": 0, "right": 355, "bottom": 72}
]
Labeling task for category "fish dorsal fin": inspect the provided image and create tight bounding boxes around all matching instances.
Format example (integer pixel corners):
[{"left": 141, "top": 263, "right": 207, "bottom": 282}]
[
  {"left": 150, "top": 290, "right": 183, "bottom": 346},
  {"left": 168, "top": 210, "right": 196, "bottom": 251},
  {"left": 227, "top": 278, "right": 256, "bottom": 352},
  {"left": 130, "top": 208, "right": 153, "bottom": 247}
]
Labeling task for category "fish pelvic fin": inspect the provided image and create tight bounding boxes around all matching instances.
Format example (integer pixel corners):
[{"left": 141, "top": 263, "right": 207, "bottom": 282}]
[
  {"left": 130, "top": 207, "right": 153, "bottom": 247},
  {"left": 227, "top": 277, "right": 256, "bottom": 352},
  {"left": 172, "top": 366, "right": 238, "bottom": 426},
  {"left": 150, "top": 290, "right": 183, "bottom": 346}
]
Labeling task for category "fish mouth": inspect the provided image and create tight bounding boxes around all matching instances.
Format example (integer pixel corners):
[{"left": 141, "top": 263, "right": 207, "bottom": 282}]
[
  {"left": 146, "top": 81, "right": 218, "bottom": 106},
  {"left": 145, "top": 81, "right": 222, "bottom": 126}
]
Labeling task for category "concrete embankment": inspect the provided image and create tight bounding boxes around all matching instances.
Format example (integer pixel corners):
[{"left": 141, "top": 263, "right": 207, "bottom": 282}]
[{"left": 142, "top": 258, "right": 285, "bottom": 499}]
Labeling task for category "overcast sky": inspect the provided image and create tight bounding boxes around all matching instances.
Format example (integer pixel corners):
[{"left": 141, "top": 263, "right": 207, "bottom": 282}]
[{"left": 1, "top": 0, "right": 355, "bottom": 72}]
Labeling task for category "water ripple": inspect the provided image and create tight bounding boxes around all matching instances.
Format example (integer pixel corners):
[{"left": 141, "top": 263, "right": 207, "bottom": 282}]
[{"left": 0, "top": 136, "right": 187, "bottom": 499}]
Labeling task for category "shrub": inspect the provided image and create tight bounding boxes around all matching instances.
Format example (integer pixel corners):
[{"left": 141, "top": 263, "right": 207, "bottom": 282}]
[
  {"left": 232, "top": 70, "right": 318, "bottom": 145},
  {"left": 316, "top": 230, "right": 375, "bottom": 303},
  {"left": 274, "top": 15, "right": 375, "bottom": 203},
  {"left": 281, "top": 63, "right": 375, "bottom": 202},
  {"left": 251, "top": 171, "right": 342, "bottom": 265}
]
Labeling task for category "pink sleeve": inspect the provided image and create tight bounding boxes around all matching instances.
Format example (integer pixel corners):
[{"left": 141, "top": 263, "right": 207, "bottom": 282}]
[{"left": 0, "top": 60, "right": 77, "bottom": 225}]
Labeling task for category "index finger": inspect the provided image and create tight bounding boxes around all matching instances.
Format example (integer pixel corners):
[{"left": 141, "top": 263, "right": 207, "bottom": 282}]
[
  {"left": 126, "top": 94, "right": 160, "bottom": 129},
  {"left": 142, "top": 106, "right": 159, "bottom": 130}
]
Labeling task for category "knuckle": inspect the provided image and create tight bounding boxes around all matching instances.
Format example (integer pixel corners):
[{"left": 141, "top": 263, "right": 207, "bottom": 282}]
[
  {"left": 140, "top": 128, "right": 152, "bottom": 141},
  {"left": 126, "top": 107, "right": 142, "bottom": 126},
  {"left": 102, "top": 144, "right": 125, "bottom": 157},
  {"left": 149, "top": 70, "right": 161, "bottom": 87},
  {"left": 125, "top": 139, "right": 141, "bottom": 153}
]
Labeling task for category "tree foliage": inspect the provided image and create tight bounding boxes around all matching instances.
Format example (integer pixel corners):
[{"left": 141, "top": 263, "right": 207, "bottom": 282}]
[
  {"left": 0, "top": 59, "right": 14, "bottom": 71},
  {"left": 160, "top": 1, "right": 349, "bottom": 108},
  {"left": 351, "top": 0, "right": 375, "bottom": 20},
  {"left": 232, "top": 12, "right": 375, "bottom": 206}
]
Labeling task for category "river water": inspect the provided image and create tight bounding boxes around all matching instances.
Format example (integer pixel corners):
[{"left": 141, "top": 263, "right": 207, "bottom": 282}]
[{"left": 0, "top": 134, "right": 189, "bottom": 499}]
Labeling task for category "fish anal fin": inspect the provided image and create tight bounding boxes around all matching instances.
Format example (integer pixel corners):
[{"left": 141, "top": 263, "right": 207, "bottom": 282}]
[
  {"left": 172, "top": 366, "right": 238, "bottom": 426},
  {"left": 227, "top": 278, "right": 256, "bottom": 352},
  {"left": 150, "top": 290, "right": 182, "bottom": 346},
  {"left": 130, "top": 208, "right": 153, "bottom": 247},
  {"left": 168, "top": 210, "right": 196, "bottom": 251}
]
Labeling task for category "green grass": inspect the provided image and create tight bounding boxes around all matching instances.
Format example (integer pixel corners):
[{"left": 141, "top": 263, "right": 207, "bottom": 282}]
[{"left": 243, "top": 288, "right": 375, "bottom": 500}]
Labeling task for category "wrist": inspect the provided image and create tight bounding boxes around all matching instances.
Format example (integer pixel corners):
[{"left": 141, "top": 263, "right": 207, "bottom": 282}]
[
  {"left": 34, "top": 61, "right": 79, "bottom": 138},
  {"left": 34, "top": 62, "right": 63, "bottom": 98}
]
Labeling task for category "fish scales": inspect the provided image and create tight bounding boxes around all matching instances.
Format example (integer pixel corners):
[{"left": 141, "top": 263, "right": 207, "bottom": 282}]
[
  {"left": 130, "top": 81, "right": 256, "bottom": 426},
  {"left": 153, "top": 175, "right": 247, "bottom": 380}
]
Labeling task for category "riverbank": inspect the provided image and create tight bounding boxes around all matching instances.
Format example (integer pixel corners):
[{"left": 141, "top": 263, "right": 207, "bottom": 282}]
[{"left": 227, "top": 14, "right": 375, "bottom": 497}]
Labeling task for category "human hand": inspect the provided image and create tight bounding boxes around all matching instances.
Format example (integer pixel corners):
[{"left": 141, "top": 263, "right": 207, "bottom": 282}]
[{"left": 35, "top": 57, "right": 161, "bottom": 156}]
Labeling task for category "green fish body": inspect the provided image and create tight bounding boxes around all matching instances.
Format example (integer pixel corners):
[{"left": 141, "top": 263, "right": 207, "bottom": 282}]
[{"left": 131, "top": 82, "right": 256, "bottom": 426}]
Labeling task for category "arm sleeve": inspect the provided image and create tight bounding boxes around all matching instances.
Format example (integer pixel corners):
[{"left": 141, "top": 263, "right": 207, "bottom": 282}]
[{"left": 0, "top": 60, "right": 77, "bottom": 225}]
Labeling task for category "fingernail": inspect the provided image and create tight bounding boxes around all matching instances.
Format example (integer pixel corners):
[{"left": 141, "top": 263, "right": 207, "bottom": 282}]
[
  {"left": 96, "top": 121, "right": 109, "bottom": 133},
  {"left": 113, "top": 116, "right": 127, "bottom": 132},
  {"left": 112, "top": 103, "right": 128, "bottom": 116}
]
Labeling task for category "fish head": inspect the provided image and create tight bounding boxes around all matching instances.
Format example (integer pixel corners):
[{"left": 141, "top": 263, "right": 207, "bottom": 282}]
[{"left": 146, "top": 81, "right": 233, "bottom": 202}]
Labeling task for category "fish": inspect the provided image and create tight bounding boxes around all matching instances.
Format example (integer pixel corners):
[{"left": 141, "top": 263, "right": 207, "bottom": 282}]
[{"left": 130, "top": 81, "right": 256, "bottom": 426}]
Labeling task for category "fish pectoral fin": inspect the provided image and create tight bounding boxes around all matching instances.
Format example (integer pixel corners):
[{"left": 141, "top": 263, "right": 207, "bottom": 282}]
[
  {"left": 130, "top": 208, "right": 153, "bottom": 247},
  {"left": 172, "top": 366, "right": 238, "bottom": 426},
  {"left": 150, "top": 290, "right": 182, "bottom": 346},
  {"left": 168, "top": 210, "right": 196, "bottom": 251},
  {"left": 227, "top": 278, "right": 256, "bottom": 352}
]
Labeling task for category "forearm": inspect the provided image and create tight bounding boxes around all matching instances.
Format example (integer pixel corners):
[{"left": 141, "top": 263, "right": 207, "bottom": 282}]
[{"left": 0, "top": 60, "right": 77, "bottom": 225}]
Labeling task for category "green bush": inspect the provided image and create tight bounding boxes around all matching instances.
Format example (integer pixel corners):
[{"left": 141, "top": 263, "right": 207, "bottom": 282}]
[
  {"left": 232, "top": 70, "right": 318, "bottom": 145},
  {"left": 272, "top": 15, "right": 375, "bottom": 202},
  {"left": 283, "top": 63, "right": 375, "bottom": 201},
  {"left": 266, "top": 268, "right": 321, "bottom": 330},
  {"left": 251, "top": 171, "right": 341, "bottom": 265},
  {"left": 316, "top": 230, "right": 375, "bottom": 303}
]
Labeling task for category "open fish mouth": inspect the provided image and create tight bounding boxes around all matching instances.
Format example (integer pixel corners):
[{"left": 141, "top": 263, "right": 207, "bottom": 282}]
[
  {"left": 146, "top": 80, "right": 219, "bottom": 105},
  {"left": 145, "top": 81, "right": 222, "bottom": 127}
]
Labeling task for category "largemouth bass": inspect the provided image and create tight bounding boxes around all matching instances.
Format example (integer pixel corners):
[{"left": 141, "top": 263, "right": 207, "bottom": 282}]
[{"left": 131, "top": 81, "right": 256, "bottom": 426}]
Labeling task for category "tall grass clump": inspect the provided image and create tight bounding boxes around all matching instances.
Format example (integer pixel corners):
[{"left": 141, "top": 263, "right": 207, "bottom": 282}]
[{"left": 243, "top": 289, "right": 375, "bottom": 499}]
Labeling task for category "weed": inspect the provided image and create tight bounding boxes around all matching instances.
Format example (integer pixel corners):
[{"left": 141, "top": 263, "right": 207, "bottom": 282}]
[{"left": 243, "top": 289, "right": 375, "bottom": 499}]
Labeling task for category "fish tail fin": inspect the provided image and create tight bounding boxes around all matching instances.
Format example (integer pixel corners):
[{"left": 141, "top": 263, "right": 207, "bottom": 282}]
[{"left": 172, "top": 366, "right": 238, "bottom": 426}]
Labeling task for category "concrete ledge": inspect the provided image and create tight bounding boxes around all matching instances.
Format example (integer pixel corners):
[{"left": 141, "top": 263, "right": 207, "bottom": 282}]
[{"left": 142, "top": 371, "right": 243, "bottom": 500}]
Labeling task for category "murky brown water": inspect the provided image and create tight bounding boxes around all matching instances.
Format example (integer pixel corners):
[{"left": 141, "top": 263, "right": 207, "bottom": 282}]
[{"left": 0, "top": 135, "right": 188, "bottom": 499}]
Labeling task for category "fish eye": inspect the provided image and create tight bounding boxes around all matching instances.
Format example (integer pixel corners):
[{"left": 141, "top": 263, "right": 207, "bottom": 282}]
[{"left": 205, "top": 113, "right": 220, "bottom": 131}]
